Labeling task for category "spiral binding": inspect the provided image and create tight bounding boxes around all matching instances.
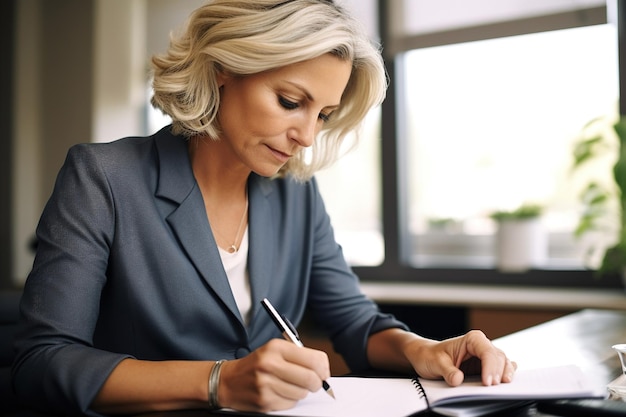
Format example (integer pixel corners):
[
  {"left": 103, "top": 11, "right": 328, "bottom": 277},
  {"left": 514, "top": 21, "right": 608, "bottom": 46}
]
[{"left": 411, "top": 376, "right": 431, "bottom": 409}]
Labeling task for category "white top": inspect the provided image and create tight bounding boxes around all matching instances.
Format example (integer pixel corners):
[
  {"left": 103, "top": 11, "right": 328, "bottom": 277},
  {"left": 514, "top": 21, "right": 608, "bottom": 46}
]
[{"left": 218, "top": 227, "right": 252, "bottom": 325}]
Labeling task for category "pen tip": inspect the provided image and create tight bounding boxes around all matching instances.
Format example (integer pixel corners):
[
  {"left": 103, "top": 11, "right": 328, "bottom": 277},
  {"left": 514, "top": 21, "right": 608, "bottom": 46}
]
[{"left": 323, "top": 381, "right": 335, "bottom": 399}]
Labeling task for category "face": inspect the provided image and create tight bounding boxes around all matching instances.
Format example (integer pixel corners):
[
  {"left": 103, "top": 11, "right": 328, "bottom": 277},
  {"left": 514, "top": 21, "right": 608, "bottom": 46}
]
[{"left": 216, "top": 53, "right": 353, "bottom": 177}]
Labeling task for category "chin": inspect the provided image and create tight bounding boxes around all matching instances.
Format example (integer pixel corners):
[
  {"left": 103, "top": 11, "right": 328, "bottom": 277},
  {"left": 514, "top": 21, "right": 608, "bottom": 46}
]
[{"left": 252, "top": 165, "right": 283, "bottom": 178}]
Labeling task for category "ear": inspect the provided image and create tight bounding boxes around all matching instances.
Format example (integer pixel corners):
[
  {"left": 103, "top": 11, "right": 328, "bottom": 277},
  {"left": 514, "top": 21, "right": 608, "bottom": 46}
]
[{"left": 216, "top": 70, "right": 231, "bottom": 88}]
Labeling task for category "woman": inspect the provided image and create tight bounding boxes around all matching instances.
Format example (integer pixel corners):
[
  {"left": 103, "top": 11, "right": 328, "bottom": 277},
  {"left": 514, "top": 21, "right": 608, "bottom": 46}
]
[{"left": 12, "top": 0, "right": 516, "bottom": 415}]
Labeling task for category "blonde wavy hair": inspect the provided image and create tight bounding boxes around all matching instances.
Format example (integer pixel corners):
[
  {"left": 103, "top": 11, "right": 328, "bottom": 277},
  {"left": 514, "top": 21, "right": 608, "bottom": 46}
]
[{"left": 150, "top": 0, "right": 387, "bottom": 180}]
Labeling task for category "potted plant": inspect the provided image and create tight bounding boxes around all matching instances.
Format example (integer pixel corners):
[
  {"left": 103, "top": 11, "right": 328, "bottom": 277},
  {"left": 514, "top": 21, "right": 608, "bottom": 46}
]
[
  {"left": 572, "top": 114, "right": 626, "bottom": 280},
  {"left": 491, "top": 204, "right": 547, "bottom": 273}
]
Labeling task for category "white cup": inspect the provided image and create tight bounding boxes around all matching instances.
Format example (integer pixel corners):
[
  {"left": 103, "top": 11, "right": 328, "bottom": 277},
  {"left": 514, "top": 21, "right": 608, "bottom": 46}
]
[{"left": 613, "top": 344, "right": 626, "bottom": 376}]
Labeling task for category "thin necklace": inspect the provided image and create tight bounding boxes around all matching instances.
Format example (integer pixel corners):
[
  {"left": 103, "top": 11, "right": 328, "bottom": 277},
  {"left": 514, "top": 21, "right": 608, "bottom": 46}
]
[{"left": 227, "top": 193, "right": 249, "bottom": 253}]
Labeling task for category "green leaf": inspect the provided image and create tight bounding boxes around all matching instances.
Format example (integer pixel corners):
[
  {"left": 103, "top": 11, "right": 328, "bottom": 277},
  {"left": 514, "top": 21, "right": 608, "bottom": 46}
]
[
  {"left": 599, "top": 243, "right": 626, "bottom": 275},
  {"left": 572, "top": 135, "right": 604, "bottom": 168},
  {"left": 491, "top": 204, "right": 543, "bottom": 220}
]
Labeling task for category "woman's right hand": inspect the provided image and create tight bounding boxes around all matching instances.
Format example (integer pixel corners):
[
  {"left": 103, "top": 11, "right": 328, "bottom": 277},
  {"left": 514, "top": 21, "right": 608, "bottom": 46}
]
[{"left": 217, "top": 338, "right": 331, "bottom": 412}]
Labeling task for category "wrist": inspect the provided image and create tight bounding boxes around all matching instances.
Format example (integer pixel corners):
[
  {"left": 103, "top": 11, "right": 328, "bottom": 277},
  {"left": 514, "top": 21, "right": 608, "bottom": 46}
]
[{"left": 368, "top": 328, "right": 424, "bottom": 371}]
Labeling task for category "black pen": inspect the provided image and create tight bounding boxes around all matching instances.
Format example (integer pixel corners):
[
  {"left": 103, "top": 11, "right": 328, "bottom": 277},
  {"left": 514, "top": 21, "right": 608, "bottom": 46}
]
[{"left": 261, "top": 298, "right": 336, "bottom": 399}]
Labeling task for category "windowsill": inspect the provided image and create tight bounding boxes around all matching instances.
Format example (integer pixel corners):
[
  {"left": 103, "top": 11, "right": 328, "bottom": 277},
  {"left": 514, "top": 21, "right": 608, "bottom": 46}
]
[{"left": 360, "top": 281, "right": 626, "bottom": 311}]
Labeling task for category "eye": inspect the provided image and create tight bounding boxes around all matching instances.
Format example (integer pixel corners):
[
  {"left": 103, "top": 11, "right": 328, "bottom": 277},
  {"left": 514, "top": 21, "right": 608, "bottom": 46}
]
[
  {"left": 279, "top": 96, "right": 298, "bottom": 110},
  {"left": 318, "top": 112, "right": 331, "bottom": 123}
]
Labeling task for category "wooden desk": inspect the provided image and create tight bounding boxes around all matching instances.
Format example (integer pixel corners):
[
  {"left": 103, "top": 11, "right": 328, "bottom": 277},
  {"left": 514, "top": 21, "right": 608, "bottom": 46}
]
[
  {"left": 490, "top": 308, "right": 626, "bottom": 416},
  {"left": 494, "top": 308, "right": 626, "bottom": 389}
]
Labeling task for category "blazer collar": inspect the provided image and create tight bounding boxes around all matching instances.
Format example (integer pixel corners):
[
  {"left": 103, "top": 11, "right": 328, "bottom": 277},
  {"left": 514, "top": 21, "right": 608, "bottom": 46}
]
[
  {"left": 246, "top": 174, "right": 276, "bottom": 329},
  {"left": 153, "top": 126, "right": 195, "bottom": 203}
]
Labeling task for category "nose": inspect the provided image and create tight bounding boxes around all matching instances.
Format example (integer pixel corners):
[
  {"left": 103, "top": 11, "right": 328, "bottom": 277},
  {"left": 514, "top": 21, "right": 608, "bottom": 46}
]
[{"left": 289, "top": 114, "right": 318, "bottom": 148}]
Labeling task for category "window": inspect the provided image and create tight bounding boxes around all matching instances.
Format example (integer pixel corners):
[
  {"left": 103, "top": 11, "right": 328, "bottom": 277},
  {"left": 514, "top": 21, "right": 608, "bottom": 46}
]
[{"left": 400, "top": 24, "right": 619, "bottom": 270}]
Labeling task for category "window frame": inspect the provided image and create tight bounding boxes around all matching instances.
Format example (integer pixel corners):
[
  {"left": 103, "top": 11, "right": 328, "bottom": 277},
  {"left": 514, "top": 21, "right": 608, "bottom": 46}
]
[{"left": 351, "top": 1, "right": 625, "bottom": 289}]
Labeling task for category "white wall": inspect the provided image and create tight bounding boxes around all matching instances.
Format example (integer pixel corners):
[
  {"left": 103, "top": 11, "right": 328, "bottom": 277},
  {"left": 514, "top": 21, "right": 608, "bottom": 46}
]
[
  {"left": 13, "top": 0, "right": 42, "bottom": 286},
  {"left": 13, "top": 0, "right": 94, "bottom": 285},
  {"left": 92, "top": 0, "right": 147, "bottom": 143}
]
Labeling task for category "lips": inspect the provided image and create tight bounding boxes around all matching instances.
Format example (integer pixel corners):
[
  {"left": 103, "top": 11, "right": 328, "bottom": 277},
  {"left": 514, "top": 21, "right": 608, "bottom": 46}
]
[{"left": 267, "top": 145, "right": 292, "bottom": 163}]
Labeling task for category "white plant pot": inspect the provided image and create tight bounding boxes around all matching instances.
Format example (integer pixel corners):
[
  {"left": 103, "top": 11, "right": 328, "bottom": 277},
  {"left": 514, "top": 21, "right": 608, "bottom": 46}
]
[{"left": 495, "top": 218, "right": 547, "bottom": 273}]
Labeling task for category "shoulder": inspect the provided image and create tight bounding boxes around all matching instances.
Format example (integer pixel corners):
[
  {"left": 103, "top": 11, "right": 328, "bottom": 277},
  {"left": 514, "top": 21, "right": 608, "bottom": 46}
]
[
  {"left": 64, "top": 126, "right": 180, "bottom": 176},
  {"left": 66, "top": 134, "right": 155, "bottom": 167}
]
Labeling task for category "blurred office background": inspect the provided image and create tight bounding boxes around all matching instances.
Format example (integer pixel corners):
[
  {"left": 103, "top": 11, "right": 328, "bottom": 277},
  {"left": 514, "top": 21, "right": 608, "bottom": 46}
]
[{"left": 1, "top": 0, "right": 623, "bottom": 295}]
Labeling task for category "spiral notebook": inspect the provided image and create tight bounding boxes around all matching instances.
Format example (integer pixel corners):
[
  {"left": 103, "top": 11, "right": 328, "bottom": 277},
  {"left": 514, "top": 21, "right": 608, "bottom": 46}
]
[{"left": 219, "top": 364, "right": 601, "bottom": 417}]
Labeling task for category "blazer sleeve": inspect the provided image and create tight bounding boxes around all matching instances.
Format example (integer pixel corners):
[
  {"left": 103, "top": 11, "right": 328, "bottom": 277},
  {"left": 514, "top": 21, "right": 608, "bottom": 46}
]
[
  {"left": 304, "top": 178, "right": 409, "bottom": 371},
  {"left": 12, "top": 144, "right": 133, "bottom": 416}
]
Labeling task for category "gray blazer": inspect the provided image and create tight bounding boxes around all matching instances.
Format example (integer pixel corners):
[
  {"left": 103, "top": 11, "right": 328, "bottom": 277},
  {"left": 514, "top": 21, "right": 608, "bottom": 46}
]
[{"left": 13, "top": 126, "right": 406, "bottom": 415}]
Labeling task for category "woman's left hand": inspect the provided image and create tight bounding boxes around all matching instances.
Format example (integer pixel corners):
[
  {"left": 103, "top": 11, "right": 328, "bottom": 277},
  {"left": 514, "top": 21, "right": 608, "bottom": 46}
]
[{"left": 404, "top": 330, "right": 517, "bottom": 387}]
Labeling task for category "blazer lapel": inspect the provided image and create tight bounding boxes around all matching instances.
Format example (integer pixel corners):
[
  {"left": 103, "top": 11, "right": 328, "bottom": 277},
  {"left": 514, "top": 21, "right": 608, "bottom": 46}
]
[
  {"left": 247, "top": 174, "right": 277, "bottom": 329},
  {"left": 153, "top": 128, "right": 243, "bottom": 324}
]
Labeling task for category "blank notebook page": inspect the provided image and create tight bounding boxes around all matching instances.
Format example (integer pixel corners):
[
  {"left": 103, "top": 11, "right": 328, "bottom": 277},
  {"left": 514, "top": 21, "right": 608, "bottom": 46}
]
[{"left": 268, "top": 377, "right": 426, "bottom": 417}]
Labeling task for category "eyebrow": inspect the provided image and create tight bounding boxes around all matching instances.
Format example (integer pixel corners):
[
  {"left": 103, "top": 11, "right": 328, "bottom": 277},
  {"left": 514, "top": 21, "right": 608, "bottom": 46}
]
[{"left": 284, "top": 81, "right": 341, "bottom": 110}]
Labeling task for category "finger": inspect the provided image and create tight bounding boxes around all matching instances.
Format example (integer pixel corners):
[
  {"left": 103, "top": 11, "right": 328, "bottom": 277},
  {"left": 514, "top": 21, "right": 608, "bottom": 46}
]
[
  {"left": 480, "top": 349, "right": 518, "bottom": 385},
  {"left": 236, "top": 371, "right": 307, "bottom": 412},
  {"left": 461, "top": 331, "right": 511, "bottom": 386},
  {"left": 267, "top": 373, "right": 312, "bottom": 403},
  {"left": 479, "top": 352, "right": 502, "bottom": 386},
  {"left": 436, "top": 353, "right": 466, "bottom": 387},
  {"left": 280, "top": 344, "right": 331, "bottom": 388},
  {"left": 443, "top": 366, "right": 465, "bottom": 387},
  {"left": 501, "top": 359, "right": 517, "bottom": 383},
  {"left": 273, "top": 364, "right": 324, "bottom": 394},
  {"left": 264, "top": 341, "right": 328, "bottom": 393}
]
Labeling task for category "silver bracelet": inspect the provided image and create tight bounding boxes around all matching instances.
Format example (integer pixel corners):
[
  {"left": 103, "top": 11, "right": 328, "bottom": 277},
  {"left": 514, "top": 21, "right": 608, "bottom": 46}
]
[{"left": 208, "top": 360, "right": 225, "bottom": 409}]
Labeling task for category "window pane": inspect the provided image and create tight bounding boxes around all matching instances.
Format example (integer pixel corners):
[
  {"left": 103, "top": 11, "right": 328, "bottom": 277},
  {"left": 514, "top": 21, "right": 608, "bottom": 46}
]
[{"left": 401, "top": 24, "right": 618, "bottom": 269}]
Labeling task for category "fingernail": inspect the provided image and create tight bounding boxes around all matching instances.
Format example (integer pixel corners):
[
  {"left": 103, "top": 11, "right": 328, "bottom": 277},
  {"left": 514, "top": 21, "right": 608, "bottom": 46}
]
[{"left": 485, "top": 375, "right": 493, "bottom": 386}]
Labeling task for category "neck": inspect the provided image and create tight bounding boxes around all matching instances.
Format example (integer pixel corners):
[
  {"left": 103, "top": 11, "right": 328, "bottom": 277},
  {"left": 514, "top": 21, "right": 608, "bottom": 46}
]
[
  {"left": 189, "top": 136, "right": 250, "bottom": 199},
  {"left": 189, "top": 136, "right": 250, "bottom": 253}
]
